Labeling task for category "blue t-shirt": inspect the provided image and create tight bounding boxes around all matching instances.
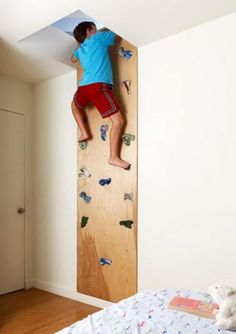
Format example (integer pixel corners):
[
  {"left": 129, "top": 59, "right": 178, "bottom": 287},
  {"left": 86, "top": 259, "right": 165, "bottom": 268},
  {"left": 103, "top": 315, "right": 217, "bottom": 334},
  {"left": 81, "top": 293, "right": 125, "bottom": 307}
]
[{"left": 73, "top": 31, "right": 115, "bottom": 86}]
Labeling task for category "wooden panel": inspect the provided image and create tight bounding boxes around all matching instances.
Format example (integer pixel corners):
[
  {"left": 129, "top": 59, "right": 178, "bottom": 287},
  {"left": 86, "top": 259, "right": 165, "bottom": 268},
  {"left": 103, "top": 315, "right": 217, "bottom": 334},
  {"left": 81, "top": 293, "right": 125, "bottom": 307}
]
[{"left": 77, "top": 37, "right": 137, "bottom": 302}]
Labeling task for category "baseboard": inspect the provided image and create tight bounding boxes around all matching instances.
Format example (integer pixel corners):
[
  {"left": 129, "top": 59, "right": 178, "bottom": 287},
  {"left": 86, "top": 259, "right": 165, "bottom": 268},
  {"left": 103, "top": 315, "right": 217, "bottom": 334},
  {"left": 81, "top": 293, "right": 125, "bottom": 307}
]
[
  {"left": 25, "top": 279, "right": 34, "bottom": 289},
  {"left": 31, "top": 279, "right": 112, "bottom": 309}
]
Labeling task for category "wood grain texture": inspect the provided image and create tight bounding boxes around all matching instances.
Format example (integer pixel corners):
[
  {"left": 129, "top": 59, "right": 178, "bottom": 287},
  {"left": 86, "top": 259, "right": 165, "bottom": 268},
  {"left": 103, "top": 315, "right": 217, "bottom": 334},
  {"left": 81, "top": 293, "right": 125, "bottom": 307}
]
[
  {"left": 0, "top": 288, "right": 100, "bottom": 334},
  {"left": 77, "top": 37, "right": 137, "bottom": 302}
]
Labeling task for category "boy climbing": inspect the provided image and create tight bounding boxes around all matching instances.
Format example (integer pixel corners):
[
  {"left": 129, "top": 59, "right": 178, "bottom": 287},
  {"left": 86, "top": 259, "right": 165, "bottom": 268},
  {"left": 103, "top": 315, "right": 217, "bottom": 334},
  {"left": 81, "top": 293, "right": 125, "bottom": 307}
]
[{"left": 71, "top": 21, "right": 131, "bottom": 170}]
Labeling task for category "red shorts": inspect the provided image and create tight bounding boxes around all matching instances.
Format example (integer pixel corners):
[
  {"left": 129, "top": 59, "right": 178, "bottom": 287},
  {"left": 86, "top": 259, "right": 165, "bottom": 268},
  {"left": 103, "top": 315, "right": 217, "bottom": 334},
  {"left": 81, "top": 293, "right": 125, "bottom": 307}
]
[{"left": 73, "top": 83, "right": 120, "bottom": 118}]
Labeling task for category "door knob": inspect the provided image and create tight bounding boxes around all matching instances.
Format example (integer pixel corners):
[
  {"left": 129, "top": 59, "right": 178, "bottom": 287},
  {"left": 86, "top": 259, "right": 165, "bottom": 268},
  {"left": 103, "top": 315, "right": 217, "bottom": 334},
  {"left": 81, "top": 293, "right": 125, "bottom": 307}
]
[{"left": 17, "top": 208, "right": 25, "bottom": 214}]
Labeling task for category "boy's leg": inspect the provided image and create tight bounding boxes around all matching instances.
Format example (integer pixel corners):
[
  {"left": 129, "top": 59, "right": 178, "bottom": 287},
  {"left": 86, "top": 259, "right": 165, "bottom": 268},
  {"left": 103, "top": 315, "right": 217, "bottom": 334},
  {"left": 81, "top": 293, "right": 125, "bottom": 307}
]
[
  {"left": 91, "top": 83, "right": 131, "bottom": 170},
  {"left": 71, "top": 100, "right": 90, "bottom": 142},
  {"left": 108, "top": 111, "right": 131, "bottom": 170}
]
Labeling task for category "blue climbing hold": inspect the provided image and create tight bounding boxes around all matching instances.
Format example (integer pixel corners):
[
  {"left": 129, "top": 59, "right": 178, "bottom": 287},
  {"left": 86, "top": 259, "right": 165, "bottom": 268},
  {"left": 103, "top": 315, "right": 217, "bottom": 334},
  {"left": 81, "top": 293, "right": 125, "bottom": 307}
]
[
  {"left": 79, "top": 191, "right": 92, "bottom": 204},
  {"left": 100, "top": 124, "right": 109, "bottom": 141},
  {"left": 118, "top": 47, "right": 133, "bottom": 60},
  {"left": 99, "top": 178, "right": 112, "bottom": 186},
  {"left": 99, "top": 258, "right": 112, "bottom": 266}
]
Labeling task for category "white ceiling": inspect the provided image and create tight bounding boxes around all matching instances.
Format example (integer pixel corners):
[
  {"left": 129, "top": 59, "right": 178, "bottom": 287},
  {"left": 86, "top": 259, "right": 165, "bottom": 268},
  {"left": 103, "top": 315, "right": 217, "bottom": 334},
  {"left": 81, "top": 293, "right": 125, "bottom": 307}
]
[{"left": 0, "top": 0, "right": 236, "bottom": 84}]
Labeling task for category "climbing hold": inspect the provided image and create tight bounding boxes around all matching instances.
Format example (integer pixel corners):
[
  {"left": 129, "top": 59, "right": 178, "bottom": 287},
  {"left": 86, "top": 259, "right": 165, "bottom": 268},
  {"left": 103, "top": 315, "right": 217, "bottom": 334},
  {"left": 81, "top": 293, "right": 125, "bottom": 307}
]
[
  {"left": 99, "top": 178, "right": 112, "bottom": 186},
  {"left": 122, "top": 80, "right": 132, "bottom": 95},
  {"left": 78, "top": 167, "right": 91, "bottom": 178},
  {"left": 124, "top": 192, "right": 133, "bottom": 201},
  {"left": 124, "top": 164, "right": 131, "bottom": 171},
  {"left": 100, "top": 124, "right": 109, "bottom": 141},
  {"left": 118, "top": 47, "right": 133, "bottom": 60},
  {"left": 138, "top": 321, "right": 145, "bottom": 328},
  {"left": 99, "top": 258, "right": 112, "bottom": 266},
  {"left": 79, "top": 140, "right": 88, "bottom": 150},
  {"left": 79, "top": 191, "right": 91, "bottom": 204},
  {"left": 122, "top": 134, "right": 135, "bottom": 146},
  {"left": 81, "top": 216, "right": 89, "bottom": 228},
  {"left": 119, "top": 220, "right": 134, "bottom": 229}
]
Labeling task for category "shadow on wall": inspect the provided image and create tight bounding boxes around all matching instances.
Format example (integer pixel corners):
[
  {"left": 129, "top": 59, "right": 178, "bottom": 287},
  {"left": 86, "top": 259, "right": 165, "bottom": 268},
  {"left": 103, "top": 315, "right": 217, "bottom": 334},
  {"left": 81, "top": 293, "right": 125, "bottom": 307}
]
[
  {"left": 0, "top": 37, "right": 75, "bottom": 84},
  {"left": 19, "top": 25, "right": 77, "bottom": 68}
]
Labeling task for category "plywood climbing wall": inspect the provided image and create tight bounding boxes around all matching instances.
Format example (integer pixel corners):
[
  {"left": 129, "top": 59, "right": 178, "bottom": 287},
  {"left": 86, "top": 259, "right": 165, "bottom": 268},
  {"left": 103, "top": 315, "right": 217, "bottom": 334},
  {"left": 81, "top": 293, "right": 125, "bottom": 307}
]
[{"left": 77, "top": 36, "right": 137, "bottom": 302}]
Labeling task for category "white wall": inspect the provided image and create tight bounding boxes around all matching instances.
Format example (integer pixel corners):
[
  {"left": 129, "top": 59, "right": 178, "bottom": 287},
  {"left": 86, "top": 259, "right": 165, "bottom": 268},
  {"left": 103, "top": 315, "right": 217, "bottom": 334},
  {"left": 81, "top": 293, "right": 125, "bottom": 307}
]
[
  {"left": 32, "top": 12, "right": 236, "bottom": 308},
  {"left": 33, "top": 71, "right": 112, "bottom": 308},
  {"left": 138, "top": 13, "right": 236, "bottom": 291},
  {"left": 0, "top": 74, "right": 34, "bottom": 287}
]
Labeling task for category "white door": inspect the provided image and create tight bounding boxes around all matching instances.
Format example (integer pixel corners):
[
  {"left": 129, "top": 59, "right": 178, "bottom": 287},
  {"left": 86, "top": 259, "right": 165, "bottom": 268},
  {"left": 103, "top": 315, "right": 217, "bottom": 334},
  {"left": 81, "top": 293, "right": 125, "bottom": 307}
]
[{"left": 0, "top": 109, "right": 25, "bottom": 294}]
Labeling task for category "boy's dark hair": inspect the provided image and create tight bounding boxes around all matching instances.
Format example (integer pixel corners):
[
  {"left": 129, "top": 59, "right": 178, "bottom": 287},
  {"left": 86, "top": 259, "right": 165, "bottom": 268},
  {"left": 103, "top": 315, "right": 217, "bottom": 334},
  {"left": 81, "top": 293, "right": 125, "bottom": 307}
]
[{"left": 73, "top": 21, "right": 96, "bottom": 44}]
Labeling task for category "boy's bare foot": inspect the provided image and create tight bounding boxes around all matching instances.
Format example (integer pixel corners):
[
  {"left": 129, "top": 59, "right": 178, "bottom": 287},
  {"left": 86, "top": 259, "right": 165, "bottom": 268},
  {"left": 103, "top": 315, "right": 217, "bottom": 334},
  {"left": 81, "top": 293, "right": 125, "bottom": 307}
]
[
  {"left": 108, "top": 157, "right": 131, "bottom": 170},
  {"left": 78, "top": 134, "right": 90, "bottom": 142}
]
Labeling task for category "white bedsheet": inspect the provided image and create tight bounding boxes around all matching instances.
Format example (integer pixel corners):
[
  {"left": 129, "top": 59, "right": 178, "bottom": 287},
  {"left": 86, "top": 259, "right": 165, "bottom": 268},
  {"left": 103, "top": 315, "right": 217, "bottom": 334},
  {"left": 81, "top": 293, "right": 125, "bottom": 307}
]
[{"left": 56, "top": 289, "right": 228, "bottom": 333}]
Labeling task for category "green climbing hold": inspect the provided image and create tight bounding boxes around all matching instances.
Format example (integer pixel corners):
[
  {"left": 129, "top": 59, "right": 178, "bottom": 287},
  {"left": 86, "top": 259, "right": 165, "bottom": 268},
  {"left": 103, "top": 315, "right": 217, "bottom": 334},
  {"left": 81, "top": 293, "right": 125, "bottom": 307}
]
[
  {"left": 122, "top": 134, "right": 135, "bottom": 146},
  {"left": 119, "top": 220, "right": 134, "bottom": 229},
  {"left": 79, "top": 140, "right": 88, "bottom": 150},
  {"left": 81, "top": 216, "right": 89, "bottom": 228}
]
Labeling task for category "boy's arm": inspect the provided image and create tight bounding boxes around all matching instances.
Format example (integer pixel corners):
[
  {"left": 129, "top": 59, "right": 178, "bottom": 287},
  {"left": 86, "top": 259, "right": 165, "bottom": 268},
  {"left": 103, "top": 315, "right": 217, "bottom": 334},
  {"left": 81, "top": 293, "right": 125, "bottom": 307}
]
[
  {"left": 71, "top": 45, "right": 80, "bottom": 63},
  {"left": 99, "top": 27, "right": 109, "bottom": 32},
  {"left": 71, "top": 54, "right": 78, "bottom": 63},
  {"left": 77, "top": 61, "right": 83, "bottom": 82},
  {"left": 70, "top": 53, "right": 83, "bottom": 82}
]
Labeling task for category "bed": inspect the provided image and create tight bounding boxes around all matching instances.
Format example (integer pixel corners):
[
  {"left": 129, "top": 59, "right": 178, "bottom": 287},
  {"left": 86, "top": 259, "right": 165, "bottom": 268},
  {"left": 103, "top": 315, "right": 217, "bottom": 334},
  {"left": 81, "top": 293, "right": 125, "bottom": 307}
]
[{"left": 56, "top": 288, "right": 227, "bottom": 333}]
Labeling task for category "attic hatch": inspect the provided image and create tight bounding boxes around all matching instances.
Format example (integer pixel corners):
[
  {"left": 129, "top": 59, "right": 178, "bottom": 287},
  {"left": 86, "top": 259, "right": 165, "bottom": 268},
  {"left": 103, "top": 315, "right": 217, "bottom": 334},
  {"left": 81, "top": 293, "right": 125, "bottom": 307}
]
[
  {"left": 52, "top": 10, "right": 104, "bottom": 37},
  {"left": 19, "top": 10, "right": 104, "bottom": 69}
]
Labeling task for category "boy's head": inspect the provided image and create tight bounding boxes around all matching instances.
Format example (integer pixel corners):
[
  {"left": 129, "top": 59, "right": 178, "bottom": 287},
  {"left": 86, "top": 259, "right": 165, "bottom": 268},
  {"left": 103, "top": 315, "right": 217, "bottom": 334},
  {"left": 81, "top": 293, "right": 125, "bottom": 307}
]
[{"left": 73, "top": 21, "right": 97, "bottom": 44}]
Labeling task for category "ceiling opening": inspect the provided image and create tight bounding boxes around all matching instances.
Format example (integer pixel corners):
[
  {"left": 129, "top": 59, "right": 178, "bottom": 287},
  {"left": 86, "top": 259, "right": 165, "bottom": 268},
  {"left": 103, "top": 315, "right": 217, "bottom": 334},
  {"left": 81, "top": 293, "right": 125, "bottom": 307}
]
[
  {"left": 19, "top": 10, "right": 104, "bottom": 68},
  {"left": 52, "top": 10, "right": 104, "bottom": 37}
]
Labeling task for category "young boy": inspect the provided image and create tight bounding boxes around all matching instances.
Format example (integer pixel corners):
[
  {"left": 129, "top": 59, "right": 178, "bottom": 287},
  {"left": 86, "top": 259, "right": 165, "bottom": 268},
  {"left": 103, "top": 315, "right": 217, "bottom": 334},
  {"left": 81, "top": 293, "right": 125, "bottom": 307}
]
[{"left": 71, "top": 21, "right": 131, "bottom": 170}]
